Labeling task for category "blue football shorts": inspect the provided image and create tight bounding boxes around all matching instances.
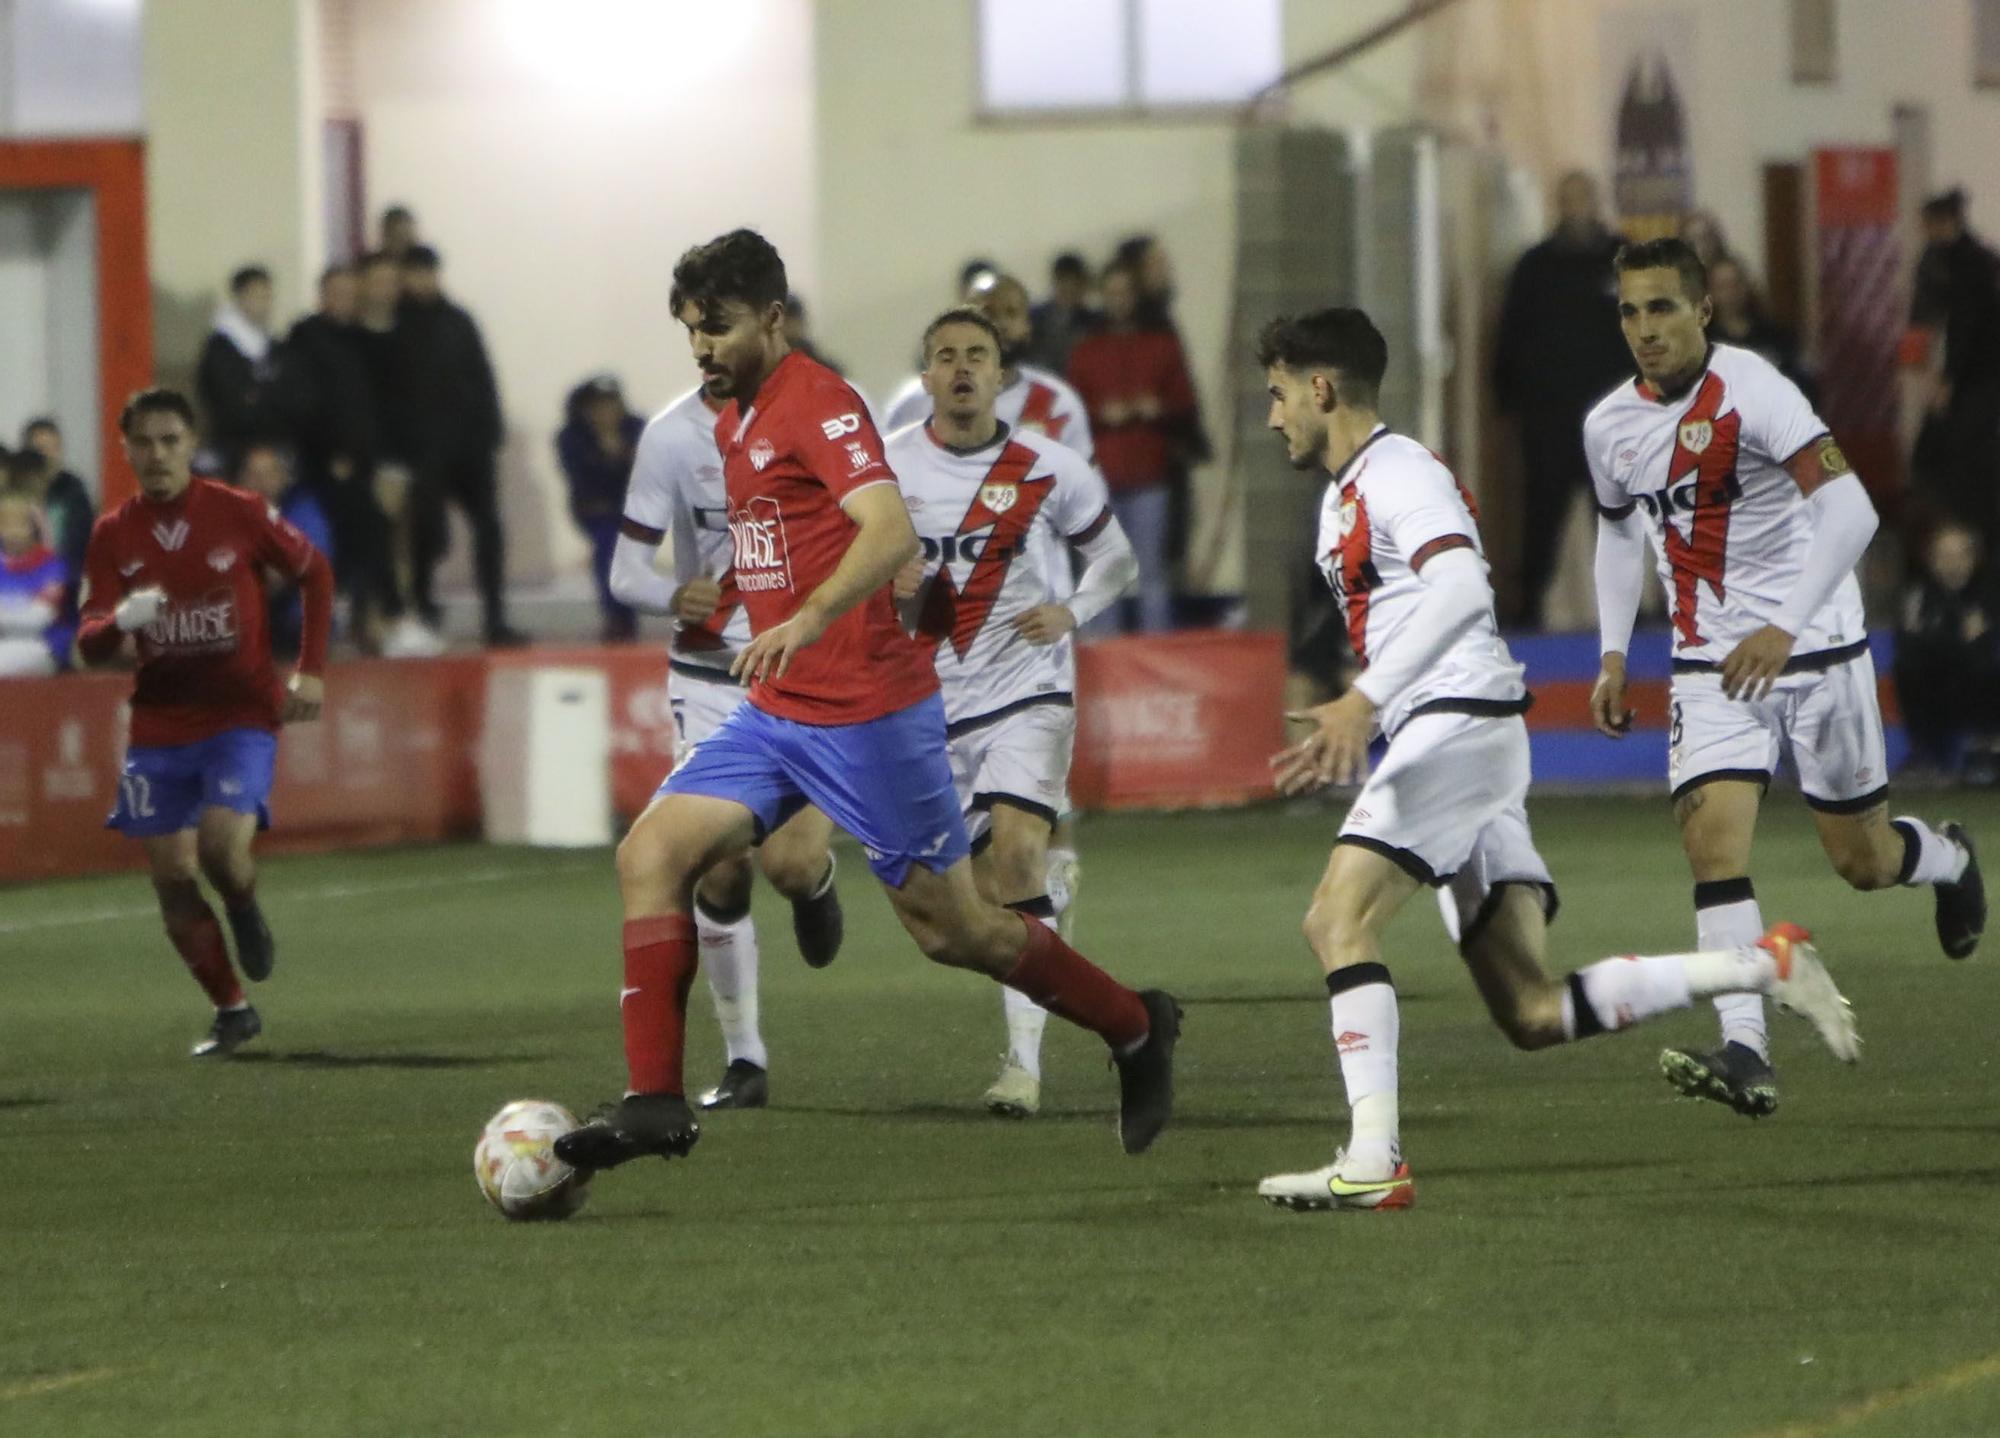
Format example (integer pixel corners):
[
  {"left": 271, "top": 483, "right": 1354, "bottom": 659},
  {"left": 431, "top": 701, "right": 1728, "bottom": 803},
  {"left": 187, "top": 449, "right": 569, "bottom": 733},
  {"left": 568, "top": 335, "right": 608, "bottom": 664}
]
[
  {"left": 107, "top": 727, "right": 277, "bottom": 838},
  {"left": 657, "top": 691, "right": 970, "bottom": 887}
]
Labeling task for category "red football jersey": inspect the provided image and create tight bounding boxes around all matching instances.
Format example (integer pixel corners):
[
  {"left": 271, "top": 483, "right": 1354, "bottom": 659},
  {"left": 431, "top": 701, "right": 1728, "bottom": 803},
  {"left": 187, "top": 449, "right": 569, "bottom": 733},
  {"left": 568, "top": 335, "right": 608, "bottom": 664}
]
[
  {"left": 77, "top": 478, "right": 333, "bottom": 746},
  {"left": 714, "top": 350, "right": 937, "bottom": 724}
]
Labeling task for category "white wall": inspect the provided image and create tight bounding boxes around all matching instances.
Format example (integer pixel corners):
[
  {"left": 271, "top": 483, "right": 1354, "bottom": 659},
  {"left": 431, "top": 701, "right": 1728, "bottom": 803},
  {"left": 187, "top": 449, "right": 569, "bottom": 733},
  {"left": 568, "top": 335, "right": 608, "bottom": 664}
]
[
  {"left": 1419, "top": 0, "right": 2000, "bottom": 269},
  {"left": 0, "top": 190, "right": 98, "bottom": 486},
  {"left": 0, "top": 0, "right": 144, "bottom": 137},
  {"left": 812, "top": 0, "right": 1421, "bottom": 594},
  {"left": 349, "top": 0, "right": 817, "bottom": 582}
]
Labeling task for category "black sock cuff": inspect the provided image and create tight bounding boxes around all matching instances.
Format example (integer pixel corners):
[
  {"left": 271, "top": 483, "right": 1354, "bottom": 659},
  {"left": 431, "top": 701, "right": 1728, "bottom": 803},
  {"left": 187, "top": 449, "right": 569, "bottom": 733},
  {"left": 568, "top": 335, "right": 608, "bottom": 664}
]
[
  {"left": 694, "top": 891, "right": 752, "bottom": 927},
  {"left": 1891, "top": 818, "right": 1922, "bottom": 885},
  {"left": 1565, "top": 972, "right": 1606, "bottom": 1039},
  {"left": 1693, "top": 877, "right": 1755, "bottom": 910},
  {"left": 1326, "top": 961, "right": 1393, "bottom": 998},
  {"left": 1005, "top": 896, "right": 1058, "bottom": 921}
]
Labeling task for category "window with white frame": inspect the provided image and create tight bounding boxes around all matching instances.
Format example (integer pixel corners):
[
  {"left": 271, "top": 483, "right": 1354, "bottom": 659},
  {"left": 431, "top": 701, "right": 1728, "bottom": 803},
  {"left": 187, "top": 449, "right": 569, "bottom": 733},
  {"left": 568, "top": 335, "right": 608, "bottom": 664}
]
[{"left": 978, "top": 0, "right": 1284, "bottom": 115}]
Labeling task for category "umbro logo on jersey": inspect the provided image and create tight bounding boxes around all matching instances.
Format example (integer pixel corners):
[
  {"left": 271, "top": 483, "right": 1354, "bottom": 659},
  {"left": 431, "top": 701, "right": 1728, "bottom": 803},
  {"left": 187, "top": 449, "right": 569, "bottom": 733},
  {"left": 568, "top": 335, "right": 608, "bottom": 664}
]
[
  {"left": 152, "top": 519, "right": 190, "bottom": 551},
  {"left": 748, "top": 439, "right": 776, "bottom": 472},
  {"left": 208, "top": 548, "right": 236, "bottom": 572},
  {"left": 819, "top": 412, "right": 862, "bottom": 441},
  {"left": 1334, "top": 1030, "right": 1370, "bottom": 1053},
  {"left": 1678, "top": 419, "right": 1714, "bottom": 455},
  {"left": 119, "top": 560, "right": 144, "bottom": 577},
  {"left": 979, "top": 481, "right": 1018, "bottom": 515}
]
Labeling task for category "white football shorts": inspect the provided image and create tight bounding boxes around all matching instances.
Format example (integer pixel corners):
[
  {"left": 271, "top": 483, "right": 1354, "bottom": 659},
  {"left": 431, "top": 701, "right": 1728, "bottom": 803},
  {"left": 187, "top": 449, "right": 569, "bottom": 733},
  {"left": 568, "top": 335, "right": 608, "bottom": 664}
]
[
  {"left": 948, "top": 700, "right": 1075, "bottom": 851},
  {"left": 1667, "top": 651, "right": 1888, "bottom": 813},
  {"left": 667, "top": 663, "right": 749, "bottom": 766},
  {"left": 1338, "top": 710, "right": 1556, "bottom": 942}
]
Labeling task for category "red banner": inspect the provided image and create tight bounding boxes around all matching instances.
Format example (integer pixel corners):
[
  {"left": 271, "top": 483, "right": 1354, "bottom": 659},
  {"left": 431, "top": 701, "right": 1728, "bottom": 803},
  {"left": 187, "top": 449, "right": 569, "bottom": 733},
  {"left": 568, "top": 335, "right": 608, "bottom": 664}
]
[
  {"left": 1, "top": 632, "right": 1288, "bottom": 882},
  {"left": 1071, "top": 631, "right": 1286, "bottom": 810}
]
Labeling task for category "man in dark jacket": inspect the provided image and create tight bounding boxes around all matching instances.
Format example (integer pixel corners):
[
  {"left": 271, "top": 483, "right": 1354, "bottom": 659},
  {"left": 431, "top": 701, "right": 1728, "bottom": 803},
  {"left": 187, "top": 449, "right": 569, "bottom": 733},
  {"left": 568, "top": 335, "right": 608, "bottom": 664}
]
[
  {"left": 196, "top": 264, "right": 287, "bottom": 468},
  {"left": 1895, "top": 520, "right": 2000, "bottom": 775},
  {"left": 286, "top": 263, "right": 404, "bottom": 646},
  {"left": 1911, "top": 188, "right": 2000, "bottom": 540},
  {"left": 555, "top": 375, "right": 645, "bottom": 642},
  {"left": 396, "top": 245, "right": 523, "bottom": 645},
  {"left": 18, "top": 418, "right": 94, "bottom": 586},
  {"left": 1492, "top": 171, "right": 1632, "bottom": 628}
]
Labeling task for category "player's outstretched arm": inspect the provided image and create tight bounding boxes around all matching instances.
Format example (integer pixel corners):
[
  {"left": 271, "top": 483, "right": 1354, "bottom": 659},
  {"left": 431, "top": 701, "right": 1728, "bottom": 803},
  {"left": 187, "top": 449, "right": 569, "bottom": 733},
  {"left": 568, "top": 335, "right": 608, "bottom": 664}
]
[
  {"left": 733, "top": 483, "right": 919, "bottom": 684},
  {"left": 1591, "top": 508, "right": 1644, "bottom": 736}
]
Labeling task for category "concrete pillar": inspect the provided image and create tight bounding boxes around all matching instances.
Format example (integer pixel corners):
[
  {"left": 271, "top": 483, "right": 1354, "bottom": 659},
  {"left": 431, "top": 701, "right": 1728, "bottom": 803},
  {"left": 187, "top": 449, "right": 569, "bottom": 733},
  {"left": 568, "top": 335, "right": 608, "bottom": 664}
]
[{"left": 143, "top": 0, "right": 320, "bottom": 395}]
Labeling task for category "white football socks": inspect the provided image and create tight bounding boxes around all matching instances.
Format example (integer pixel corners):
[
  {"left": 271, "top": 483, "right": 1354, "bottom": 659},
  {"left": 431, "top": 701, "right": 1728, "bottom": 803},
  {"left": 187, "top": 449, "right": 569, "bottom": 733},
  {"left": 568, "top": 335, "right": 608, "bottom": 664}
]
[
  {"left": 697, "top": 908, "right": 767, "bottom": 1070},
  {"left": 1001, "top": 986, "right": 1049, "bottom": 1080},
  {"left": 1697, "top": 880, "right": 1769, "bottom": 1059},
  {"left": 1894, "top": 816, "right": 1969, "bottom": 886},
  {"left": 1046, "top": 844, "right": 1080, "bottom": 945},
  {"left": 1327, "top": 965, "right": 1399, "bottom": 1177}
]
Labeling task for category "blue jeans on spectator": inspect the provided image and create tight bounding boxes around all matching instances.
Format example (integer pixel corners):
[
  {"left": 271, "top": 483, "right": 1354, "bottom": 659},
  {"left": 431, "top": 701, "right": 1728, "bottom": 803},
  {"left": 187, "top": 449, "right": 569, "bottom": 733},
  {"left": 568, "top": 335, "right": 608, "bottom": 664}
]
[
  {"left": 578, "top": 512, "right": 637, "bottom": 641},
  {"left": 1099, "top": 486, "right": 1172, "bottom": 634}
]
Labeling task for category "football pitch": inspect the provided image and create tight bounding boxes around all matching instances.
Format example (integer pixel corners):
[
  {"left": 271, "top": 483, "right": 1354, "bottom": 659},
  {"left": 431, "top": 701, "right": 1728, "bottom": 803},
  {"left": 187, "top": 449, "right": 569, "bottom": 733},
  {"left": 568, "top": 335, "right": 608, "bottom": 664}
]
[{"left": 7, "top": 793, "right": 2000, "bottom": 1438}]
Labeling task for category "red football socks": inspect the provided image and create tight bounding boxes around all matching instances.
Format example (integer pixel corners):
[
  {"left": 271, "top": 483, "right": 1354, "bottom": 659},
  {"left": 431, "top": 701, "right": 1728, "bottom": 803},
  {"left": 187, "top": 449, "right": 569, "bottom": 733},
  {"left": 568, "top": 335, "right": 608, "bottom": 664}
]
[
  {"left": 166, "top": 901, "right": 244, "bottom": 1010},
  {"left": 622, "top": 914, "right": 698, "bottom": 1095},
  {"left": 1002, "top": 914, "right": 1148, "bottom": 1049}
]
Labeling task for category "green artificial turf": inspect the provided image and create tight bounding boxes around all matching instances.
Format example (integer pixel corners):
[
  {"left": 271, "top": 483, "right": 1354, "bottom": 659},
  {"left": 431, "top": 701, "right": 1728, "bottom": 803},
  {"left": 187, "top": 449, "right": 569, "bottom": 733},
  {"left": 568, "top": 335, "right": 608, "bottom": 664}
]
[{"left": 5, "top": 793, "right": 1999, "bottom": 1437}]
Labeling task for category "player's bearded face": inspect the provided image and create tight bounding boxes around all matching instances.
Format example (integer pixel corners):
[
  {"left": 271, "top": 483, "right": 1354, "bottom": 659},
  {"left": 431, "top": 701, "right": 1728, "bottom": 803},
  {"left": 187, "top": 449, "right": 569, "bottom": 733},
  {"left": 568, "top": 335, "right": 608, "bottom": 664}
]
[
  {"left": 1266, "top": 367, "right": 1329, "bottom": 471},
  {"left": 123, "top": 414, "right": 196, "bottom": 499},
  {"left": 680, "top": 297, "right": 779, "bottom": 400},
  {"left": 1617, "top": 268, "right": 1711, "bottom": 391}
]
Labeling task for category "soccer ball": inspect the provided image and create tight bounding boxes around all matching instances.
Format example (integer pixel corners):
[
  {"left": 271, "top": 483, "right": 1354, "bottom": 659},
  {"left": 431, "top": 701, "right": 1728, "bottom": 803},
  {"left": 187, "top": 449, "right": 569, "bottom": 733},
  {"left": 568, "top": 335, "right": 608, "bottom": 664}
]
[{"left": 474, "top": 1099, "right": 591, "bottom": 1221}]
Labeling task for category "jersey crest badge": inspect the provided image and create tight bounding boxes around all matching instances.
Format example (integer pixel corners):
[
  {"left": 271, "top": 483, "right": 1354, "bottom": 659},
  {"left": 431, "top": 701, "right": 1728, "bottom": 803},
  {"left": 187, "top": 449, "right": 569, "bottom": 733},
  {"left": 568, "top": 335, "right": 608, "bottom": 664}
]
[
  {"left": 153, "top": 519, "right": 190, "bottom": 551},
  {"left": 1678, "top": 419, "right": 1713, "bottom": 455},
  {"left": 748, "top": 438, "right": 776, "bottom": 472},
  {"left": 1335, "top": 494, "right": 1359, "bottom": 540},
  {"left": 207, "top": 547, "right": 236, "bottom": 573},
  {"left": 979, "top": 481, "right": 1018, "bottom": 515}
]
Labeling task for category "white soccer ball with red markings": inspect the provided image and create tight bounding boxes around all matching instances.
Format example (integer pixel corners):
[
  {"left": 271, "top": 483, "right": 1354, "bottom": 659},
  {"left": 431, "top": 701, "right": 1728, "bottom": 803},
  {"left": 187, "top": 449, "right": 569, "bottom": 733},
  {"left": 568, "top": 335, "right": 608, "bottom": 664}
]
[{"left": 474, "top": 1099, "right": 590, "bottom": 1221}]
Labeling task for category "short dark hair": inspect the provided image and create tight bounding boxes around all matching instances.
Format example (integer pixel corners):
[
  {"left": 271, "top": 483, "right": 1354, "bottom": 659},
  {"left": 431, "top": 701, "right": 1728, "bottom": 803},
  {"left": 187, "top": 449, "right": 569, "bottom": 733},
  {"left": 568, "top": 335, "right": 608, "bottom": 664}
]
[
  {"left": 381, "top": 204, "right": 415, "bottom": 225},
  {"left": 230, "top": 265, "right": 272, "bottom": 295},
  {"left": 1051, "top": 252, "right": 1089, "bottom": 281},
  {"left": 1922, "top": 187, "right": 1967, "bottom": 222},
  {"left": 958, "top": 257, "right": 999, "bottom": 292},
  {"left": 119, "top": 387, "right": 198, "bottom": 437},
  {"left": 1614, "top": 237, "right": 1708, "bottom": 299},
  {"left": 670, "top": 229, "right": 788, "bottom": 320},
  {"left": 922, "top": 305, "right": 1004, "bottom": 361},
  {"left": 1255, "top": 307, "right": 1389, "bottom": 403},
  {"left": 5, "top": 448, "right": 49, "bottom": 484},
  {"left": 21, "top": 416, "right": 59, "bottom": 443},
  {"left": 401, "top": 244, "right": 442, "bottom": 270}
]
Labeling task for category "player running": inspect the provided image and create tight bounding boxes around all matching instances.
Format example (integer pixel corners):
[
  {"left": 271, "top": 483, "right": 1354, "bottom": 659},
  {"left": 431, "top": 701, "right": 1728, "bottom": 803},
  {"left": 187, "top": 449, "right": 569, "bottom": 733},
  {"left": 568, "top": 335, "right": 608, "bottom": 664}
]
[
  {"left": 879, "top": 271, "right": 1095, "bottom": 456},
  {"left": 606, "top": 380, "right": 848, "bottom": 1112},
  {"left": 1587, "top": 238, "right": 1985, "bottom": 1118},
  {"left": 76, "top": 389, "right": 332, "bottom": 1058},
  {"left": 886, "top": 306, "right": 1137, "bottom": 1117},
  {"left": 556, "top": 230, "right": 1179, "bottom": 1173},
  {"left": 1253, "top": 308, "right": 1856, "bottom": 1212},
  {"left": 882, "top": 269, "right": 1098, "bottom": 987}
]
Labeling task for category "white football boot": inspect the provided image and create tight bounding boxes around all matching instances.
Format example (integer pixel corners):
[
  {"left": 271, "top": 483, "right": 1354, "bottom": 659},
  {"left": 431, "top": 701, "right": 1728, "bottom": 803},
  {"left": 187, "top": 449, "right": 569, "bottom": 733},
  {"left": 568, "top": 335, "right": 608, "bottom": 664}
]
[
  {"left": 982, "top": 1057, "right": 1040, "bottom": 1118},
  {"left": 1259, "top": 1148, "right": 1414, "bottom": 1211},
  {"left": 1760, "top": 922, "right": 1861, "bottom": 1064}
]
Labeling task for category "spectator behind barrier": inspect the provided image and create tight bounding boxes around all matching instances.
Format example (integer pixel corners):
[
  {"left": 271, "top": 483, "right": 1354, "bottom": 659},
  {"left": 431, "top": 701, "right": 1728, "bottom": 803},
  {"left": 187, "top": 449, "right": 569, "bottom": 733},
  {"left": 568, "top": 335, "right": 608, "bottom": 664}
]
[
  {"left": 1910, "top": 187, "right": 2000, "bottom": 542},
  {"left": 197, "top": 263, "right": 286, "bottom": 471},
  {"left": 233, "top": 443, "right": 334, "bottom": 662},
  {"left": 1492, "top": 170, "right": 1631, "bottom": 629},
  {"left": 1895, "top": 520, "right": 2000, "bottom": 781},
  {"left": 556, "top": 374, "right": 645, "bottom": 643},
  {"left": 18, "top": 418, "right": 94, "bottom": 585},
  {"left": 0, "top": 488, "right": 70, "bottom": 677},
  {"left": 1029, "top": 251, "right": 1101, "bottom": 374},
  {"left": 1066, "top": 260, "right": 1198, "bottom": 633},
  {"left": 396, "top": 244, "right": 525, "bottom": 647}
]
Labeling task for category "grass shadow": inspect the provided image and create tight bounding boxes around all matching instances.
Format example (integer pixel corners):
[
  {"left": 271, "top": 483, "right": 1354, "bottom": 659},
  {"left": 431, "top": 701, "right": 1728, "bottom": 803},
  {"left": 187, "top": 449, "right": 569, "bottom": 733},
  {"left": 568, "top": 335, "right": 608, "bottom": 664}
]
[
  {"left": 231, "top": 1050, "right": 546, "bottom": 1071},
  {"left": 0, "top": 1096, "right": 55, "bottom": 1111}
]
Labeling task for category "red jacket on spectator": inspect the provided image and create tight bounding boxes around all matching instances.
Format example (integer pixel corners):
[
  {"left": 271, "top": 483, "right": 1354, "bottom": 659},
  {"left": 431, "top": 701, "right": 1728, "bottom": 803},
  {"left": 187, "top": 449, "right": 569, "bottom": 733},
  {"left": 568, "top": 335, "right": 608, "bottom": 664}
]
[{"left": 1066, "top": 328, "right": 1197, "bottom": 493}]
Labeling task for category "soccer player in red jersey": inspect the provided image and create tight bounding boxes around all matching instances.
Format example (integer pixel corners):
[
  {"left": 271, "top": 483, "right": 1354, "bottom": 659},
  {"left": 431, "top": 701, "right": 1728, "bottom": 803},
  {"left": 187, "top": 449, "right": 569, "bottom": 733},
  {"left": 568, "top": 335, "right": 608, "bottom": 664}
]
[
  {"left": 77, "top": 389, "right": 333, "bottom": 1058},
  {"left": 557, "top": 231, "right": 1180, "bottom": 1173}
]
